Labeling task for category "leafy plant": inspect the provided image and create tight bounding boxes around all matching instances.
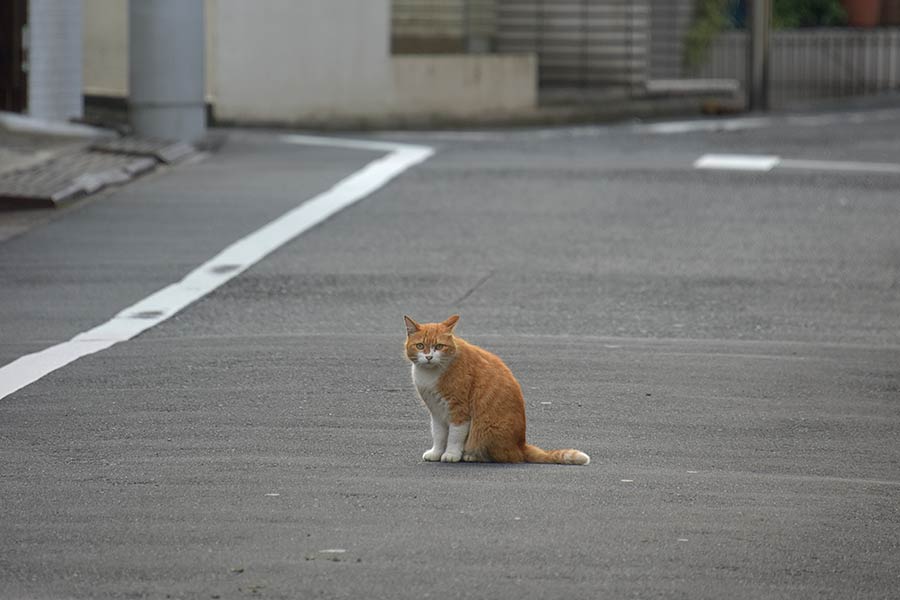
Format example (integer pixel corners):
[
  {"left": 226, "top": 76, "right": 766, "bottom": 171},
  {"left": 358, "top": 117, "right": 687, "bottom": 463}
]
[
  {"left": 684, "top": 0, "right": 730, "bottom": 70},
  {"left": 683, "top": 0, "right": 848, "bottom": 70},
  {"left": 773, "top": 0, "right": 847, "bottom": 27}
]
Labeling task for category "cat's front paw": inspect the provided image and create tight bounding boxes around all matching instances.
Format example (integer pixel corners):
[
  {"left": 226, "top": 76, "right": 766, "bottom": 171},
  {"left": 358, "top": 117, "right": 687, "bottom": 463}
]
[
  {"left": 423, "top": 448, "right": 443, "bottom": 462},
  {"left": 462, "top": 450, "right": 483, "bottom": 462},
  {"left": 440, "top": 450, "right": 462, "bottom": 463}
]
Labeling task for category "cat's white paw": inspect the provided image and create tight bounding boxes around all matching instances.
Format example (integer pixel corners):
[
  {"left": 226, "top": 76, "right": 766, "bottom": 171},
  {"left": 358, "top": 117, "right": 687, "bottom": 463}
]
[
  {"left": 440, "top": 450, "right": 462, "bottom": 463},
  {"left": 423, "top": 449, "right": 443, "bottom": 462}
]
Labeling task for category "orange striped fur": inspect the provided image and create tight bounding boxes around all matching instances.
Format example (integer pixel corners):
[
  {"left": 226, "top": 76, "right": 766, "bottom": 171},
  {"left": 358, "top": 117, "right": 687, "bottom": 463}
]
[{"left": 404, "top": 315, "right": 589, "bottom": 466}]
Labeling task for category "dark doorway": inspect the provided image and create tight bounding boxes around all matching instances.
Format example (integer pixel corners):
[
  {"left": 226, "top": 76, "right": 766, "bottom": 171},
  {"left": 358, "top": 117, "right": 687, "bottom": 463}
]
[{"left": 0, "top": 0, "right": 28, "bottom": 113}]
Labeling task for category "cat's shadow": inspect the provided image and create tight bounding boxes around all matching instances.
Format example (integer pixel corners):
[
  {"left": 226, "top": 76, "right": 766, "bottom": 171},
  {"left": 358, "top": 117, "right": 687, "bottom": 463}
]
[{"left": 417, "top": 461, "right": 540, "bottom": 472}]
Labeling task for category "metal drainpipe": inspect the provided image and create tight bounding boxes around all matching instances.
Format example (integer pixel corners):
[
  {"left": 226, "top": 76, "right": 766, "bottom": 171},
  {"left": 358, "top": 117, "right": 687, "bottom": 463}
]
[
  {"left": 748, "top": 0, "right": 771, "bottom": 111},
  {"left": 128, "top": 0, "right": 206, "bottom": 141}
]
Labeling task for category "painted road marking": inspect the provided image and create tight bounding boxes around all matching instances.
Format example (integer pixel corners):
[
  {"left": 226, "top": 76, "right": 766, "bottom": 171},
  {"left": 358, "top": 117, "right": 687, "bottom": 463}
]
[
  {"left": 694, "top": 154, "right": 780, "bottom": 171},
  {"left": 695, "top": 153, "right": 900, "bottom": 175},
  {"left": 637, "top": 117, "right": 774, "bottom": 135},
  {"left": 0, "top": 136, "right": 434, "bottom": 401}
]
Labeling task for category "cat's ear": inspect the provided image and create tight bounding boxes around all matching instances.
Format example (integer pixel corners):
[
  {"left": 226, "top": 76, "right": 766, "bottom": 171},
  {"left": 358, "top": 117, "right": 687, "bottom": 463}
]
[
  {"left": 442, "top": 314, "right": 460, "bottom": 331},
  {"left": 404, "top": 315, "right": 421, "bottom": 336}
]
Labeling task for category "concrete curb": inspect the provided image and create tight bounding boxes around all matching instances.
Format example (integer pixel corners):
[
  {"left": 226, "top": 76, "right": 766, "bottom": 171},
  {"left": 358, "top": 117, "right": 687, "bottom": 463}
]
[
  {"left": 0, "top": 111, "right": 117, "bottom": 139},
  {"left": 211, "top": 93, "right": 745, "bottom": 132},
  {"left": 0, "top": 123, "right": 197, "bottom": 209}
]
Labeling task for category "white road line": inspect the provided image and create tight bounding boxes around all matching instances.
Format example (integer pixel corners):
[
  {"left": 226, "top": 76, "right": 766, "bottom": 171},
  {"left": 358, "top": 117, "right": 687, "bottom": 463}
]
[
  {"left": 0, "top": 136, "right": 434, "bottom": 401},
  {"left": 637, "top": 116, "right": 775, "bottom": 135},
  {"left": 694, "top": 154, "right": 780, "bottom": 171},
  {"left": 694, "top": 153, "right": 900, "bottom": 174}
]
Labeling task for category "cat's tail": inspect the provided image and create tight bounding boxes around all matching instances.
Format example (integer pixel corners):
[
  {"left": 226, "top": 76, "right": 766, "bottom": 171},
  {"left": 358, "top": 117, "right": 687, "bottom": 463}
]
[{"left": 523, "top": 444, "right": 590, "bottom": 466}]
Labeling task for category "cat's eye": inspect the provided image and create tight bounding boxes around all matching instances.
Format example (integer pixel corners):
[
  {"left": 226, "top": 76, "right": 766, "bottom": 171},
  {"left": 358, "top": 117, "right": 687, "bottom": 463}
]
[
  {"left": 434, "top": 344, "right": 444, "bottom": 350},
  {"left": 415, "top": 343, "right": 425, "bottom": 350}
]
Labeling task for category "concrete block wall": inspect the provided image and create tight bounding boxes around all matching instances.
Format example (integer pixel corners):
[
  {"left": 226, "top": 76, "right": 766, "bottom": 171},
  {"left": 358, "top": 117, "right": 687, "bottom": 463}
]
[
  {"left": 389, "top": 54, "right": 537, "bottom": 123},
  {"left": 28, "top": 0, "right": 83, "bottom": 121}
]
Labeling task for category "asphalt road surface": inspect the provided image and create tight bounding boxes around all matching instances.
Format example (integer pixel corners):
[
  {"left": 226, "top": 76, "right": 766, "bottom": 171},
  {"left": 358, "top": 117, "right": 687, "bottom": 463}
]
[{"left": 1, "top": 110, "right": 899, "bottom": 599}]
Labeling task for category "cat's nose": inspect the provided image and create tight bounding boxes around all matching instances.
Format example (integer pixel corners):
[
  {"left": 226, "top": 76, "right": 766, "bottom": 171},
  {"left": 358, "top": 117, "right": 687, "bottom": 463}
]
[{"left": 425, "top": 355, "right": 433, "bottom": 361}]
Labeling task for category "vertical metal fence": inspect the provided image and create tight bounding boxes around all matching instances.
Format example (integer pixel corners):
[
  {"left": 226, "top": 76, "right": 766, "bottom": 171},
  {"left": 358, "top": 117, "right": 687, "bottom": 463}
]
[
  {"left": 694, "top": 29, "right": 900, "bottom": 107},
  {"left": 647, "top": 0, "right": 900, "bottom": 108}
]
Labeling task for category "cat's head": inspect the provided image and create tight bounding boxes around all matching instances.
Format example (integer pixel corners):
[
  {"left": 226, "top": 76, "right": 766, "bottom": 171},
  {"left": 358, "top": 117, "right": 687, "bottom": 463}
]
[{"left": 404, "top": 315, "right": 459, "bottom": 369}]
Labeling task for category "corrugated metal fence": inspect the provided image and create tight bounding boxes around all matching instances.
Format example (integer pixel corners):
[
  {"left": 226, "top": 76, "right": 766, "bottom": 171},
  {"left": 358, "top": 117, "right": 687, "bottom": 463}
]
[
  {"left": 492, "top": 0, "right": 648, "bottom": 91},
  {"left": 393, "top": 0, "right": 649, "bottom": 92},
  {"left": 392, "top": 0, "right": 496, "bottom": 53}
]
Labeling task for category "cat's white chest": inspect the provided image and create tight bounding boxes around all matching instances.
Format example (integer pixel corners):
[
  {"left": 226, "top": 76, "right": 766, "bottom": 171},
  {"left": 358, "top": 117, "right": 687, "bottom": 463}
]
[{"left": 412, "top": 364, "right": 449, "bottom": 423}]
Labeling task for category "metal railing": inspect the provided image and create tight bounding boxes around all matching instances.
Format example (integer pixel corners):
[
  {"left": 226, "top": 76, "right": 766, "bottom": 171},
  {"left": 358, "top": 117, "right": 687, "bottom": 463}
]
[
  {"left": 695, "top": 28, "right": 900, "bottom": 107},
  {"left": 648, "top": 0, "right": 900, "bottom": 108}
]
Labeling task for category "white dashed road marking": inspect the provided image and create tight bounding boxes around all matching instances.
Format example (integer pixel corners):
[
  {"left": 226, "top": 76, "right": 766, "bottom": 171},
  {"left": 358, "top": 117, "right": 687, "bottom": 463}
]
[
  {"left": 0, "top": 136, "right": 434, "bottom": 400},
  {"left": 695, "top": 153, "right": 900, "bottom": 175},
  {"left": 694, "top": 154, "right": 780, "bottom": 172}
]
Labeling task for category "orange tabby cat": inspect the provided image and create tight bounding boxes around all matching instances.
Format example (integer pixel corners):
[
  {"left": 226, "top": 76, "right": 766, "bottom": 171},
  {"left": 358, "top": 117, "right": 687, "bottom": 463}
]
[{"left": 404, "top": 315, "right": 589, "bottom": 465}]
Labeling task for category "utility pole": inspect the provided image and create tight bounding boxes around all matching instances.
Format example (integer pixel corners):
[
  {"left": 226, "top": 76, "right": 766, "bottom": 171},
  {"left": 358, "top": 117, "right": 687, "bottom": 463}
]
[
  {"left": 748, "top": 0, "right": 771, "bottom": 111},
  {"left": 129, "top": 0, "right": 205, "bottom": 141}
]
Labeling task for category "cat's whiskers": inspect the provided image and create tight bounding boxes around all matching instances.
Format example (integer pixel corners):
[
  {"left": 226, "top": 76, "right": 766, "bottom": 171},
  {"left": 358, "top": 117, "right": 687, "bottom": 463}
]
[{"left": 416, "top": 353, "right": 442, "bottom": 369}]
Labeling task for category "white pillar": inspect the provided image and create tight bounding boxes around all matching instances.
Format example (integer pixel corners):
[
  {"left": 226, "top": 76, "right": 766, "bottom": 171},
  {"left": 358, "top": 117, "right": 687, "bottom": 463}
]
[
  {"left": 129, "top": 0, "right": 206, "bottom": 141},
  {"left": 27, "top": 0, "right": 83, "bottom": 121}
]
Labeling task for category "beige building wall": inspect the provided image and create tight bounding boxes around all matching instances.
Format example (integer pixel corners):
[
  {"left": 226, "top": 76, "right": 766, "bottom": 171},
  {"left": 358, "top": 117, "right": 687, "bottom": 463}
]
[
  {"left": 212, "top": 0, "right": 393, "bottom": 123},
  {"left": 82, "top": 0, "right": 127, "bottom": 97},
  {"left": 390, "top": 55, "right": 536, "bottom": 122},
  {"left": 82, "top": 0, "right": 216, "bottom": 100},
  {"left": 82, "top": 0, "right": 536, "bottom": 126}
]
